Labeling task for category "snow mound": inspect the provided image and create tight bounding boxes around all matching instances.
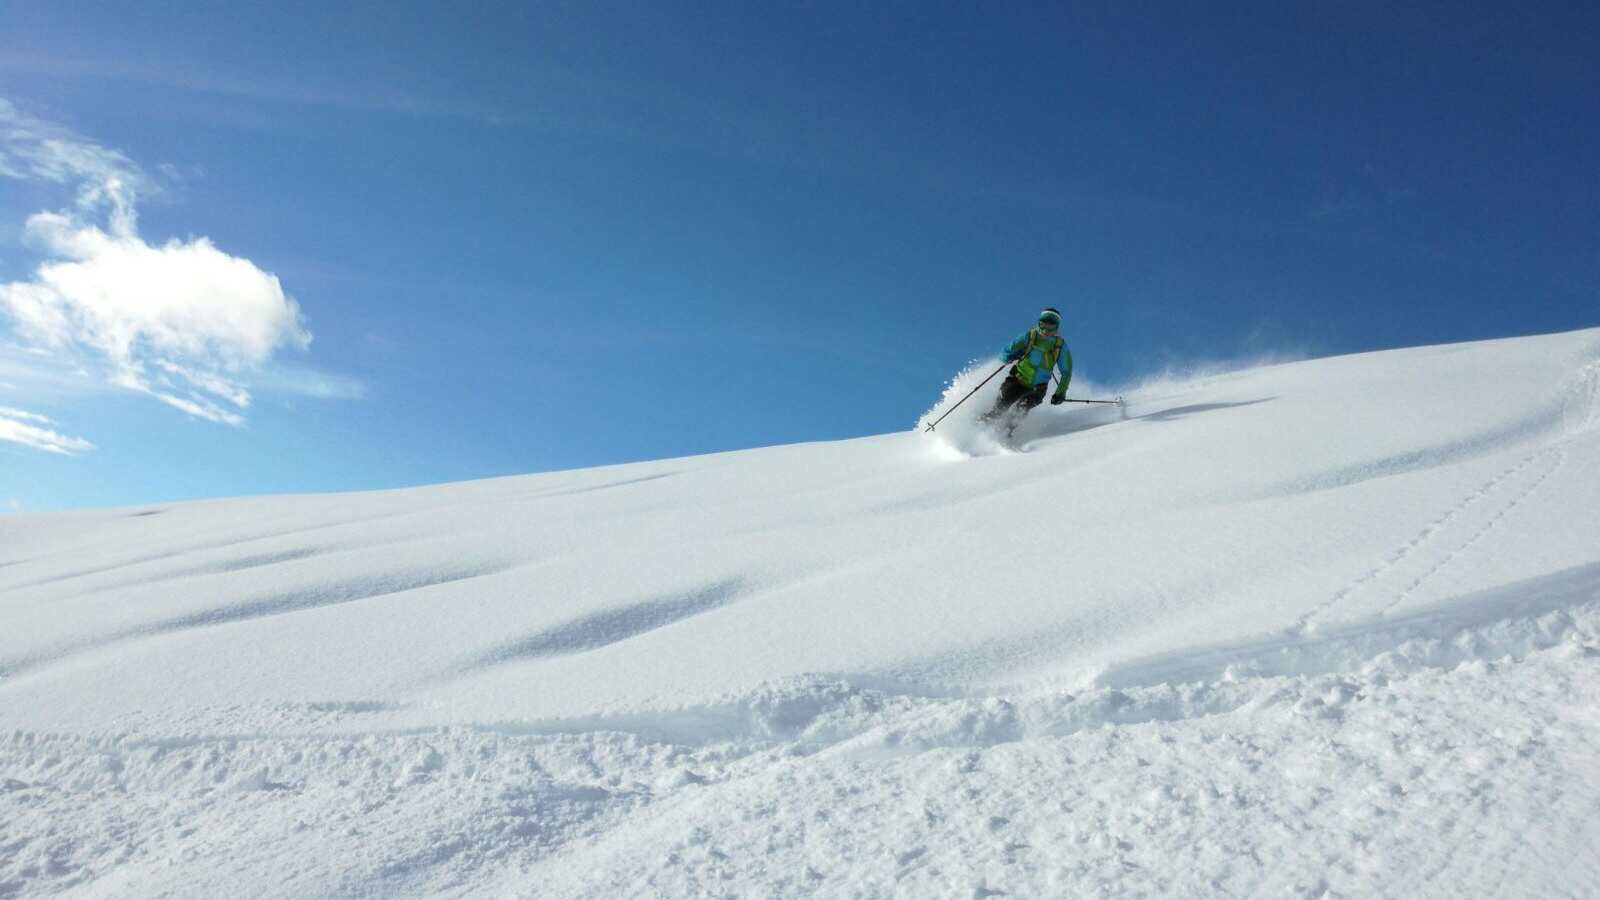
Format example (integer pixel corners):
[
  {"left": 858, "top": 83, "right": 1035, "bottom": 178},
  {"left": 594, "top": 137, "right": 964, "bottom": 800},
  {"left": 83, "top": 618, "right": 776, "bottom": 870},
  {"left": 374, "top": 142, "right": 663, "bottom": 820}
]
[{"left": 4, "top": 328, "right": 1600, "bottom": 897}]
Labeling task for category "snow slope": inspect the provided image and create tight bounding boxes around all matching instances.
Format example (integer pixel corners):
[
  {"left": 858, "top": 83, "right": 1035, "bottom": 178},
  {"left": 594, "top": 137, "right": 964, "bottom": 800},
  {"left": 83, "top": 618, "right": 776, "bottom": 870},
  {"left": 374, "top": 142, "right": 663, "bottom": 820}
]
[{"left": 4, "top": 329, "right": 1600, "bottom": 898}]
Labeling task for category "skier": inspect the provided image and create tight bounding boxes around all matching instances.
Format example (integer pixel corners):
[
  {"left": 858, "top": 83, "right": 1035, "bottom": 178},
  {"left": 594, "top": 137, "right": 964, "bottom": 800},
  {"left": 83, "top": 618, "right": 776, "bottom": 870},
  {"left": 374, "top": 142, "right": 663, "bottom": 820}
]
[{"left": 980, "top": 307, "right": 1072, "bottom": 431}]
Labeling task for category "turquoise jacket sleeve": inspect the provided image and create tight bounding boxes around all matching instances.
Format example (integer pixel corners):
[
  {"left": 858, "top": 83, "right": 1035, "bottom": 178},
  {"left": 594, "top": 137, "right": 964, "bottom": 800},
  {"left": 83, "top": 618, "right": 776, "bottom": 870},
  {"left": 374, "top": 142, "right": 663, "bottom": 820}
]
[{"left": 1000, "top": 332, "right": 1030, "bottom": 363}]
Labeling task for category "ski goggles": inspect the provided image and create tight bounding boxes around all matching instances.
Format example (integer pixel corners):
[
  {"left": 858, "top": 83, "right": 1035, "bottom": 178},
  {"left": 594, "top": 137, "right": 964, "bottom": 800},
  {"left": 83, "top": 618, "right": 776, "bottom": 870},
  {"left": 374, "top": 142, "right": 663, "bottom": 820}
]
[{"left": 1037, "top": 317, "right": 1060, "bottom": 331}]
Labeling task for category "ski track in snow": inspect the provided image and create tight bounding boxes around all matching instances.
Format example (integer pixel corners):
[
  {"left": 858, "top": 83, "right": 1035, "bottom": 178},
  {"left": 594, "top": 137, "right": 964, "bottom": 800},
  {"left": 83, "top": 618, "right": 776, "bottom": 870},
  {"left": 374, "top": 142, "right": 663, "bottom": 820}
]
[
  {"left": 4, "top": 330, "right": 1600, "bottom": 898},
  {"left": 1291, "top": 444, "right": 1565, "bottom": 637},
  {"left": 1288, "top": 354, "right": 1600, "bottom": 639}
]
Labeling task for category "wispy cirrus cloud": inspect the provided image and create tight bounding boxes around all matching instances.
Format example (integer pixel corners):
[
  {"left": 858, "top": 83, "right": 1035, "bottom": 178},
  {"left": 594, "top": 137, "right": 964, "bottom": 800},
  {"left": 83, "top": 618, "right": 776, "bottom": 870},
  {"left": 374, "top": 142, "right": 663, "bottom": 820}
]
[
  {"left": 0, "top": 98, "right": 326, "bottom": 433},
  {"left": 0, "top": 405, "right": 94, "bottom": 455},
  {"left": 0, "top": 52, "right": 515, "bottom": 125}
]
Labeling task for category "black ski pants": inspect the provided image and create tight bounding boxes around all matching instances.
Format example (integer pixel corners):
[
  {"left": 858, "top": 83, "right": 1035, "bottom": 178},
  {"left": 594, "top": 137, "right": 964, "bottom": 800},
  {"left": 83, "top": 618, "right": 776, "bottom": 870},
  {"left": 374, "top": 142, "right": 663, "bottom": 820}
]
[{"left": 982, "top": 375, "right": 1048, "bottom": 421}]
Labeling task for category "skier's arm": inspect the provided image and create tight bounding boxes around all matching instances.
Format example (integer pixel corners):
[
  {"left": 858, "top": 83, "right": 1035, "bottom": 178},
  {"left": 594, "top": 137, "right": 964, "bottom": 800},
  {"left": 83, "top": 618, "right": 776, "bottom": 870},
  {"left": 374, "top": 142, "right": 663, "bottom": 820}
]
[
  {"left": 1001, "top": 333, "right": 1028, "bottom": 363},
  {"left": 1052, "top": 344, "right": 1073, "bottom": 399}
]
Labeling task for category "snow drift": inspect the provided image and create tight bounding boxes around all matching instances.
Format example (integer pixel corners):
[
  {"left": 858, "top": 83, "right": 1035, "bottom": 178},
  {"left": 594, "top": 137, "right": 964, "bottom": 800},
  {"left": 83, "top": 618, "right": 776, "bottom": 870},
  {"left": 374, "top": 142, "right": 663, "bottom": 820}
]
[{"left": 4, "top": 329, "right": 1600, "bottom": 897}]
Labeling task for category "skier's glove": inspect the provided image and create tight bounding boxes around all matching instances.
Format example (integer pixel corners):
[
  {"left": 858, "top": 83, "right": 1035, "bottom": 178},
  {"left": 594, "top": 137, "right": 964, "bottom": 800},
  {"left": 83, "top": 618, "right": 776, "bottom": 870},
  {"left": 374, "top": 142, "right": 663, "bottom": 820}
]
[{"left": 1050, "top": 394, "right": 1066, "bottom": 406}]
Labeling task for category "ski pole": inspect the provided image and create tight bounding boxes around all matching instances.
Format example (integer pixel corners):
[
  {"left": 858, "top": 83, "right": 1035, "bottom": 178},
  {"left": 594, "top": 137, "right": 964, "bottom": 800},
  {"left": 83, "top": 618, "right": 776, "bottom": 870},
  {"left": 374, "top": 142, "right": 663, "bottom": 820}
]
[
  {"left": 1046, "top": 370, "right": 1123, "bottom": 406},
  {"left": 924, "top": 361, "right": 1011, "bottom": 432},
  {"left": 1047, "top": 369, "right": 1123, "bottom": 407}
]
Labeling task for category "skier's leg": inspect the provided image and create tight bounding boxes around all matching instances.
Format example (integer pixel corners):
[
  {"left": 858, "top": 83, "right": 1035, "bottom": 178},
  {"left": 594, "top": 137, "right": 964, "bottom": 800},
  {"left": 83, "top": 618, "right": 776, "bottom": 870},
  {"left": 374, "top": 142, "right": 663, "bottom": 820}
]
[
  {"left": 980, "top": 375, "right": 1028, "bottom": 422},
  {"left": 1002, "top": 383, "right": 1050, "bottom": 437},
  {"left": 1018, "top": 383, "right": 1048, "bottom": 414}
]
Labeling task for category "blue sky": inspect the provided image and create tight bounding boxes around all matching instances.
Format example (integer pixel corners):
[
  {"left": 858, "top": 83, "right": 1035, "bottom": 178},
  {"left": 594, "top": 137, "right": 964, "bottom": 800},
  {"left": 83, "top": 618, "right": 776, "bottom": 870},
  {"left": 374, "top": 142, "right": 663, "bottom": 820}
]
[{"left": 2, "top": 1, "right": 1596, "bottom": 512}]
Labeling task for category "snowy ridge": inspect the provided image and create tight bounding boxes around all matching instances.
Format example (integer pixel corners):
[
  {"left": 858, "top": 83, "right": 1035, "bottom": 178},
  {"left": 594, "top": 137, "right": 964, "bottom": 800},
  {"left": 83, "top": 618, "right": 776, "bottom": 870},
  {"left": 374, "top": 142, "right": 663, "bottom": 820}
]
[{"left": 4, "top": 329, "right": 1600, "bottom": 897}]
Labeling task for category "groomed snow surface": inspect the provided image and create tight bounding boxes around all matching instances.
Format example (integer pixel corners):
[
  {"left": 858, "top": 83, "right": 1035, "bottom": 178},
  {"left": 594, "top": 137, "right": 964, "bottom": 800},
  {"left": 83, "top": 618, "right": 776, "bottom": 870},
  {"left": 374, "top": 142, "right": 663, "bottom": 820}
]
[{"left": 5, "top": 329, "right": 1600, "bottom": 898}]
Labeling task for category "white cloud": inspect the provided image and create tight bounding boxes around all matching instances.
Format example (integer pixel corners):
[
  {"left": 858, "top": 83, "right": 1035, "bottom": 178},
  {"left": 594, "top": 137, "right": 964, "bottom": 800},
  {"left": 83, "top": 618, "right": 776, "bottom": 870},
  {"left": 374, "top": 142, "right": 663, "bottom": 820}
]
[
  {"left": 254, "top": 364, "right": 368, "bottom": 401},
  {"left": 0, "top": 404, "right": 52, "bottom": 424},
  {"left": 0, "top": 405, "right": 94, "bottom": 455},
  {"left": 0, "top": 98, "right": 148, "bottom": 232},
  {"left": 0, "top": 340, "right": 101, "bottom": 394},
  {"left": 0, "top": 98, "right": 317, "bottom": 430}
]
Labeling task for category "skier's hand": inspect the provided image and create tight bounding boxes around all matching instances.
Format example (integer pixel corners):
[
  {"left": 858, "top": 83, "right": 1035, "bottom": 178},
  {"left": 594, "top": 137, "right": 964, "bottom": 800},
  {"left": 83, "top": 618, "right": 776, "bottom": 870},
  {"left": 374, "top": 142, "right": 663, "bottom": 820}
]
[{"left": 1050, "top": 394, "right": 1066, "bottom": 406}]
